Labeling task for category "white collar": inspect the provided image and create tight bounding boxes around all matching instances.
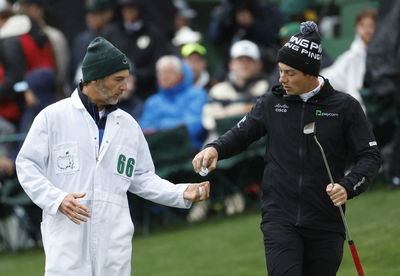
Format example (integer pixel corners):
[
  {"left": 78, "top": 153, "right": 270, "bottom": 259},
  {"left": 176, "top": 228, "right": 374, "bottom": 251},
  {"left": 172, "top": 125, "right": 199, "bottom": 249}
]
[{"left": 300, "top": 77, "right": 324, "bottom": 102}]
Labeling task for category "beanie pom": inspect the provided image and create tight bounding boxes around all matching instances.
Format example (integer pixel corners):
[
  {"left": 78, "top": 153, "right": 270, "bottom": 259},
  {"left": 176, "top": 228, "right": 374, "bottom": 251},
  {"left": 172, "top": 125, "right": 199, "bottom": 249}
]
[{"left": 300, "top": 21, "right": 318, "bottom": 35}]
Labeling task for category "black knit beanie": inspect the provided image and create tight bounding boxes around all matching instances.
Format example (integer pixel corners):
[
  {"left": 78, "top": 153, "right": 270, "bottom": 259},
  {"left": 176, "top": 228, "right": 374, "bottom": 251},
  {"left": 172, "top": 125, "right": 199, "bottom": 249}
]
[
  {"left": 277, "top": 21, "right": 322, "bottom": 76},
  {"left": 82, "top": 37, "right": 130, "bottom": 82}
]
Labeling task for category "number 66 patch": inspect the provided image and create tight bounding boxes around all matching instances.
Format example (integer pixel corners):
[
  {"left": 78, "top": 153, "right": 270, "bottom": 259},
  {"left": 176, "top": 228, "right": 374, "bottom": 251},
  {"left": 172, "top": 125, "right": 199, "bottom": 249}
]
[{"left": 114, "top": 147, "right": 136, "bottom": 180}]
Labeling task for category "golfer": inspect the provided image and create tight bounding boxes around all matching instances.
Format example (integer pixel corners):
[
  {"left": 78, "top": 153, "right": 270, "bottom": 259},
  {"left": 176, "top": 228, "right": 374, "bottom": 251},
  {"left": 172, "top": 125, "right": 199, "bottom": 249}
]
[
  {"left": 193, "top": 21, "right": 381, "bottom": 275},
  {"left": 16, "top": 37, "right": 210, "bottom": 276}
]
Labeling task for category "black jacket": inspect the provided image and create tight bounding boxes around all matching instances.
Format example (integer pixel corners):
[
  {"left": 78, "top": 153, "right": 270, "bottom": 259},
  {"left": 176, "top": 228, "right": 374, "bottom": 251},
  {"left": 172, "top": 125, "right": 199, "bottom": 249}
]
[
  {"left": 103, "top": 21, "right": 172, "bottom": 99},
  {"left": 208, "top": 80, "right": 382, "bottom": 234}
]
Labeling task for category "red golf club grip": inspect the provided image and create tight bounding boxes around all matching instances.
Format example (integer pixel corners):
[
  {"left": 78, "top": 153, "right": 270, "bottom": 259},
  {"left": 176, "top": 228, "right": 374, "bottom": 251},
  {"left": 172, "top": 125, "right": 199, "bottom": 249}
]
[{"left": 349, "top": 240, "right": 365, "bottom": 276}]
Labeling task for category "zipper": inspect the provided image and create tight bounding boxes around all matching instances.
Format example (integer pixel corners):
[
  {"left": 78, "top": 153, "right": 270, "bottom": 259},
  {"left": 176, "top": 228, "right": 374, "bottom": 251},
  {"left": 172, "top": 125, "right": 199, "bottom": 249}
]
[{"left": 296, "top": 102, "right": 306, "bottom": 226}]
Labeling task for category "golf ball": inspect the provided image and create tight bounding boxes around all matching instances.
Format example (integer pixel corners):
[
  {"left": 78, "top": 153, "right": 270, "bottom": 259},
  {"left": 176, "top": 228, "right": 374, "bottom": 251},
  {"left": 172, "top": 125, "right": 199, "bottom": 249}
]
[
  {"left": 198, "top": 186, "right": 204, "bottom": 195},
  {"left": 199, "top": 167, "right": 208, "bottom": 177}
]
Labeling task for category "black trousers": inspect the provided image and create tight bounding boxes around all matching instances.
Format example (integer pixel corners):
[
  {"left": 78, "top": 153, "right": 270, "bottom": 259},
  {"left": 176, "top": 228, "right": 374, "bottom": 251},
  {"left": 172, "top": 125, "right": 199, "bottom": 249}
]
[{"left": 261, "top": 221, "right": 344, "bottom": 276}]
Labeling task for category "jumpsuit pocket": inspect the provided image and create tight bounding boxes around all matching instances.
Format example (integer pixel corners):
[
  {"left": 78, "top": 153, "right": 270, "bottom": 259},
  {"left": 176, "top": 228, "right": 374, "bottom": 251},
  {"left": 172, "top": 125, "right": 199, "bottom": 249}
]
[{"left": 52, "top": 142, "right": 80, "bottom": 174}]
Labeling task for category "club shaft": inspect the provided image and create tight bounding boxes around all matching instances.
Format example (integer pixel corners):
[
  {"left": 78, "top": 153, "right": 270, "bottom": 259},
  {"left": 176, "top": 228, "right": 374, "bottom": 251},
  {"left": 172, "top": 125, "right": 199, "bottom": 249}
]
[
  {"left": 313, "top": 135, "right": 353, "bottom": 241},
  {"left": 311, "top": 132, "right": 364, "bottom": 275}
]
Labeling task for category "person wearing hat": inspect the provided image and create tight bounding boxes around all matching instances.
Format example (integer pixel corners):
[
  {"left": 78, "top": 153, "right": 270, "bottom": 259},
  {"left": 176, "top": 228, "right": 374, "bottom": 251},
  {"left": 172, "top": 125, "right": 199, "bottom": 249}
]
[
  {"left": 103, "top": 0, "right": 172, "bottom": 99},
  {"left": 193, "top": 21, "right": 381, "bottom": 275},
  {"left": 13, "top": 68, "right": 56, "bottom": 135},
  {"left": 19, "top": 0, "right": 70, "bottom": 98},
  {"left": 203, "top": 40, "right": 268, "bottom": 134},
  {"left": 181, "top": 42, "right": 211, "bottom": 90},
  {"left": 321, "top": 8, "right": 377, "bottom": 112},
  {"left": 70, "top": 0, "right": 115, "bottom": 85},
  {"left": 268, "top": 21, "right": 333, "bottom": 85},
  {"left": 0, "top": 7, "right": 54, "bottom": 124},
  {"left": 16, "top": 37, "right": 210, "bottom": 276}
]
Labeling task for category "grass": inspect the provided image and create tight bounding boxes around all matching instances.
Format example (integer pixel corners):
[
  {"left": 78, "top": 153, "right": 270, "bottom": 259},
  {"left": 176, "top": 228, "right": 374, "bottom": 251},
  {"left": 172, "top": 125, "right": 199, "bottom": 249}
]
[{"left": 1, "top": 186, "right": 399, "bottom": 275}]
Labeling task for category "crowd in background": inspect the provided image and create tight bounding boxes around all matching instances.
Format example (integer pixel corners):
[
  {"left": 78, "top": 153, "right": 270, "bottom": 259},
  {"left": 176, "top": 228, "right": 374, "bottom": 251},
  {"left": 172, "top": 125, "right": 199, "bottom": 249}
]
[{"left": 0, "top": 0, "right": 399, "bottom": 251}]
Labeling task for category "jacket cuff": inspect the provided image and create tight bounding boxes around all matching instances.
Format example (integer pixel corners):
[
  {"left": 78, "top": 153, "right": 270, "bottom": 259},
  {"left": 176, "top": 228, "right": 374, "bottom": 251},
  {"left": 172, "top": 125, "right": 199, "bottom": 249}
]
[
  {"left": 339, "top": 180, "right": 356, "bottom": 200},
  {"left": 49, "top": 192, "right": 69, "bottom": 216},
  {"left": 176, "top": 184, "right": 192, "bottom": 209}
]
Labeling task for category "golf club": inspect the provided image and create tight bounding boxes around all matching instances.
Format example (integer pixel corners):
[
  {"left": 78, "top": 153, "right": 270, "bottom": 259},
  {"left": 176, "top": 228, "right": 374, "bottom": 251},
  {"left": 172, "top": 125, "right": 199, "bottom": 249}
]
[{"left": 303, "top": 122, "right": 365, "bottom": 276}]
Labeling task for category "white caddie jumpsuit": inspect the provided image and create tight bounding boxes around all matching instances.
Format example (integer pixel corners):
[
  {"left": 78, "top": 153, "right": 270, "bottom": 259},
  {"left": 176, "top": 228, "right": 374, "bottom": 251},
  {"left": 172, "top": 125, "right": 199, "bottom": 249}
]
[{"left": 16, "top": 90, "right": 191, "bottom": 276}]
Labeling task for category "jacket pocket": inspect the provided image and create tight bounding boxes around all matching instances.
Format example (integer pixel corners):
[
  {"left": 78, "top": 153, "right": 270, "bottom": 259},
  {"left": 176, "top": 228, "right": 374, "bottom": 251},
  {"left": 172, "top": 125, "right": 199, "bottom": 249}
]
[{"left": 52, "top": 142, "right": 80, "bottom": 174}]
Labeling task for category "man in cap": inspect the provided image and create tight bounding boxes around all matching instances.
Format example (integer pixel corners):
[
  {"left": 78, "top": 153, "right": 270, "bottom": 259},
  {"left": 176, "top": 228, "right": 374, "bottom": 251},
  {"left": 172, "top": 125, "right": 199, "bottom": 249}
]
[
  {"left": 193, "top": 21, "right": 381, "bottom": 275},
  {"left": 181, "top": 42, "right": 211, "bottom": 90},
  {"left": 16, "top": 37, "right": 210, "bottom": 276},
  {"left": 70, "top": 0, "right": 115, "bottom": 85},
  {"left": 103, "top": 0, "right": 172, "bottom": 99},
  {"left": 202, "top": 40, "right": 268, "bottom": 134}
]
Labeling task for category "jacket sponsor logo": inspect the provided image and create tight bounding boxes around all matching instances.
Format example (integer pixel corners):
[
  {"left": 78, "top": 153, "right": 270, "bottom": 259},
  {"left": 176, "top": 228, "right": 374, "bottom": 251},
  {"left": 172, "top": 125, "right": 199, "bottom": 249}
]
[
  {"left": 275, "top": 104, "right": 289, "bottom": 113},
  {"left": 369, "top": 141, "right": 377, "bottom": 146},
  {"left": 315, "top": 109, "right": 339, "bottom": 117}
]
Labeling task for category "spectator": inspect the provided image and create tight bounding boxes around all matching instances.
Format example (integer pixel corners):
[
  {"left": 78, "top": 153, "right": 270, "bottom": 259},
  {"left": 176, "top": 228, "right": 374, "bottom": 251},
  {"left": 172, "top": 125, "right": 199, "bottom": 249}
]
[
  {"left": 43, "top": 0, "right": 86, "bottom": 45},
  {"left": 0, "top": 116, "right": 15, "bottom": 176},
  {"left": 364, "top": 0, "right": 400, "bottom": 189},
  {"left": 71, "top": 0, "right": 115, "bottom": 87},
  {"left": 208, "top": 0, "right": 284, "bottom": 73},
  {"left": 103, "top": 0, "right": 172, "bottom": 99},
  {"left": 203, "top": 40, "right": 268, "bottom": 137},
  {"left": 195, "top": 40, "right": 267, "bottom": 220},
  {"left": 209, "top": 0, "right": 283, "bottom": 48},
  {"left": 321, "top": 8, "right": 377, "bottom": 111},
  {"left": 118, "top": 69, "right": 144, "bottom": 121},
  {"left": 171, "top": 0, "right": 202, "bottom": 49},
  {"left": 13, "top": 68, "right": 55, "bottom": 135},
  {"left": 181, "top": 42, "right": 212, "bottom": 90},
  {"left": 139, "top": 0, "right": 177, "bottom": 41},
  {"left": 0, "top": 8, "right": 54, "bottom": 125},
  {"left": 140, "top": 55, "right": 208, "bottom": 149},
  {"left": 18, "top": 0, "right": 70, "bottom": 98}
]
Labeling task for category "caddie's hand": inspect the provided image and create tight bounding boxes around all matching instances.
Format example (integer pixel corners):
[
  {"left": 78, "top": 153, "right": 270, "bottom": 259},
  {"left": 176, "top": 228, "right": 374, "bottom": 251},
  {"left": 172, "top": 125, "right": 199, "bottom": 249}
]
[
  {"left": 184, "top": 181, "right": 210, "bottom": 202},
  {"left": 326, "top": 183, "right": 348, "bottom": 206},
  {"left": 59, "top": 193, "right": 91, "bottom": 224},
  {"left": 192, "top": 147, "right": 218, "bottom": 174}
]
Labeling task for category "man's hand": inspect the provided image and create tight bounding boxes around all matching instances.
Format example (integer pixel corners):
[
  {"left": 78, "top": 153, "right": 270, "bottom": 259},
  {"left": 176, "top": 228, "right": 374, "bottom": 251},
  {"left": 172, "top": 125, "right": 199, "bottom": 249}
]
[
  {"left": 326, "top": 183, "right": 348, "bottom": 206},
  {"left": 59, "top": 193, "right": 91, "bottom": 224},
  {"left": 192, "top": 147, "right": 218, "bottom": 174},
  {"left": 184, "top": 181, "right": 210, "bottom": 202}
]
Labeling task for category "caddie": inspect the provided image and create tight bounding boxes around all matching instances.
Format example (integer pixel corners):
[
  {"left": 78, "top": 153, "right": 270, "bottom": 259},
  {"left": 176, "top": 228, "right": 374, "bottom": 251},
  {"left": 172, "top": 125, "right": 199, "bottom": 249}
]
[{"left": 16, "top": 36, "right": 210, "bottom": 276}]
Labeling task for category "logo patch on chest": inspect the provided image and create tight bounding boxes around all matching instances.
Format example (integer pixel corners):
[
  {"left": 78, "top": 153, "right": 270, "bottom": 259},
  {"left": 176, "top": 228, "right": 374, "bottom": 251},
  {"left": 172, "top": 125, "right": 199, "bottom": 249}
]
[
  {"left": 57, "top": 151, "right": 75, "bottom": 170},
  {"left": 274, "top": 104, "right": 289, "bottom": 113},
  {"left": 315, "top": 109, "right": 339, "bottom": 117}
]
